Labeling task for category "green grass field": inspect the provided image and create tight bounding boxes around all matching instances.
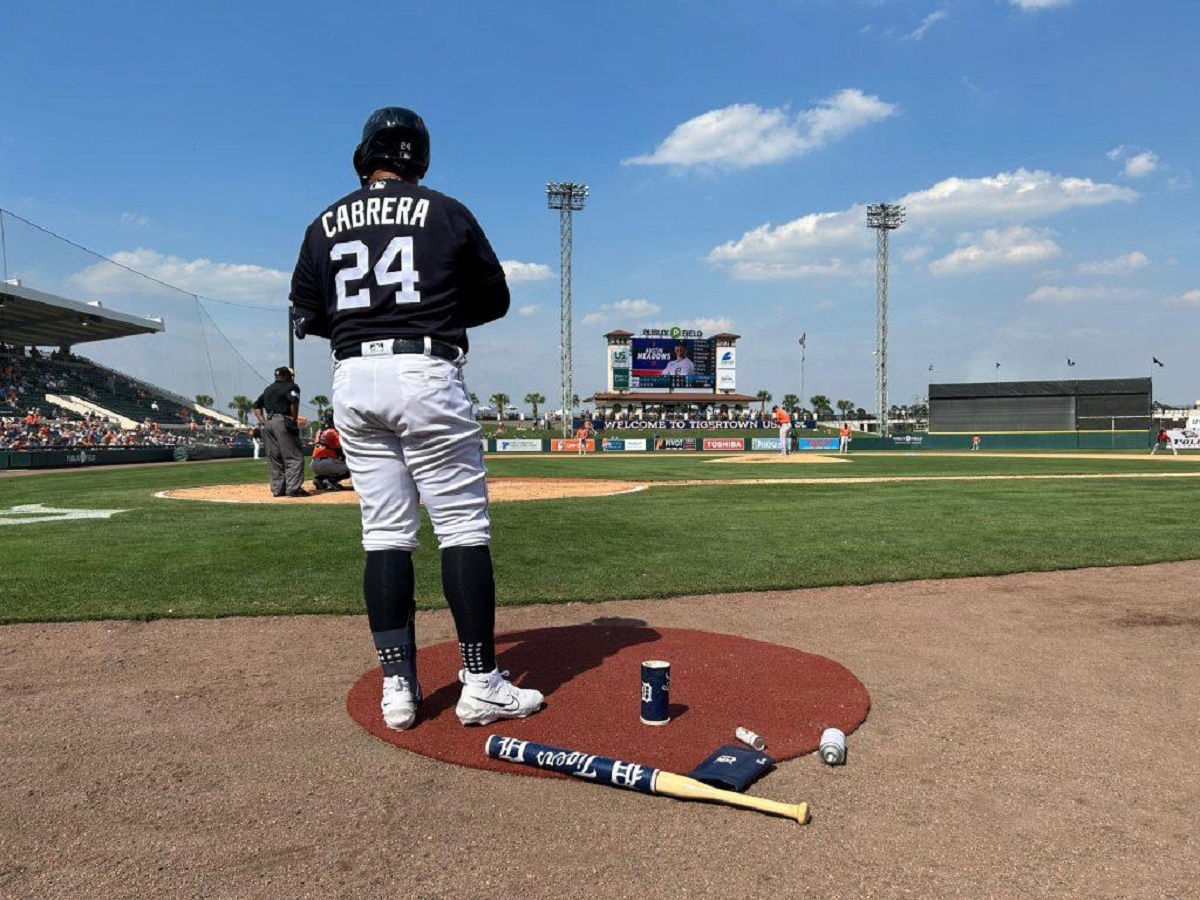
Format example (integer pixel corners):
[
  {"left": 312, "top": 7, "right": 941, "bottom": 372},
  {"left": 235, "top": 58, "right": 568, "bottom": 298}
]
[{"left": 2, "top": 451, "right": 1198, "bottom": 623}]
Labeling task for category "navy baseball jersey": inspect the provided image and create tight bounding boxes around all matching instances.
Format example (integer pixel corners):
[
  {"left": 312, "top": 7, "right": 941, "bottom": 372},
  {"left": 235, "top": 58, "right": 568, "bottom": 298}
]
[{"left": 289, "top": 178, "right": 509, "bottom": 355}]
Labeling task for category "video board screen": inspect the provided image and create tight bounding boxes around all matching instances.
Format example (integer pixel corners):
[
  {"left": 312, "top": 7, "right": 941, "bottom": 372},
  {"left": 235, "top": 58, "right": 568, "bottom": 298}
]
[{"left": 630, "top": 338, "right": 716, "bottom": 389}]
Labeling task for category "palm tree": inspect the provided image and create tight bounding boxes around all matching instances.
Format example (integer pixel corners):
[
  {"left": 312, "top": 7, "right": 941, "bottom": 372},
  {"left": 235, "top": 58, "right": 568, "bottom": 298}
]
[
  {"left": 836, "top": 399, "right": 856, "bottom": 421},
  {"left": 490, "top": 393, "right": 510, "bottom": 419},
  {"left": 194, "top": 394, "right": 214, "bottom": 408},
  {"left": 524, "top": 392, "right": 546, "bottom": 421},
  {"left": 756, "top": 390, "right": 772, "bottom": 414},
  {"left": 228, "top": 395, "right": 254, "bottom": 424},
  {"left": 309, "top": 395, "right": 330, "bottom": 418},
  {"left": 781, "top": 393, "right": 800, "bottom": 415},
  {"left": 809, "top": 395, "right": 833, "bottom": 420},
  {"left": 469, "top": 392, "right": 480, "bottom": 408}
]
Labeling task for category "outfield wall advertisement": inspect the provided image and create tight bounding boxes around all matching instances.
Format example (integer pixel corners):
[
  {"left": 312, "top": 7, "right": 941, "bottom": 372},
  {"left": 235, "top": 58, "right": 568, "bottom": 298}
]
[
  {"left": 795, "top": 437, "right": 839, "bottom": 451},
  {"left": 601, "top": 438, "right": 648, "bottom": 452},
  {"left": 550, "top": 439, "right": 596, "bottom": 453},
  {"left": 703, "top": 438, "right": 745, "bottom": 451},
  {"left": 496, "top": 439, "right": 543, "bottom": 453}
]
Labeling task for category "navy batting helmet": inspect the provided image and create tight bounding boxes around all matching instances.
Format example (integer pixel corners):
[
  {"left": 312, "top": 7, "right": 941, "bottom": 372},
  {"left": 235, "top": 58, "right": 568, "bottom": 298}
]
[{"left": 353, "top": 107, "right": 430, "bottom": 184}]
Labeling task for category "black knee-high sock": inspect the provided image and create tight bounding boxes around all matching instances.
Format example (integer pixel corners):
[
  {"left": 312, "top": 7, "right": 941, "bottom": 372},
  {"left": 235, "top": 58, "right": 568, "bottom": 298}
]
[
  {"left": 441, "top": 545, "right": 497, "bottom": 674},
  {"left": 364, "top": 549, "right": 419, "bottom": 694}
]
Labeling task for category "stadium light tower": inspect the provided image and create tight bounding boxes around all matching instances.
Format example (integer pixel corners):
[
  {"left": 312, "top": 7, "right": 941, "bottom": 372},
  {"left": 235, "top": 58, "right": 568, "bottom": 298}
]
[
  {"left": 547, "top": 182, "right": 589, "bottom": 437},
  {"left": 866, "top": 202, "right": 905, "bottom": 438}
]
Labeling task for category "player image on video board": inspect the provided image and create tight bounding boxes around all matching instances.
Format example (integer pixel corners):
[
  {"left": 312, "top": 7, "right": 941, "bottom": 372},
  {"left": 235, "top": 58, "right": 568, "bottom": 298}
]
[{"left": 630, "top": 338, "right": 715, "bottom": 388}]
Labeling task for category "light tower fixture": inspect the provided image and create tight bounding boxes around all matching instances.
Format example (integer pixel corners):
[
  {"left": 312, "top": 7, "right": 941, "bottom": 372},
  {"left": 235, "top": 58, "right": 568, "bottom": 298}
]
[
  {"left": 866, "top": 202, "right": 905, "bottom": 438},
  {"left": 546, "top": 182, "right": 589, "bottom": 437}
]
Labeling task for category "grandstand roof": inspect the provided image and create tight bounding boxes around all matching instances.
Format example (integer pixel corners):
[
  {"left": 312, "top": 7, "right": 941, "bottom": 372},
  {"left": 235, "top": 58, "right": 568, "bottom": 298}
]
[{"left": 0, "top": 280, "right": 164, "bottom": 347}]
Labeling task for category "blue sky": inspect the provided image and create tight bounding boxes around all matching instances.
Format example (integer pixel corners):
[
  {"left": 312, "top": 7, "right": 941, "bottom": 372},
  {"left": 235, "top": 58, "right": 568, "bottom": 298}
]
[{"left": 2, "top": 0, "right": 1197, "bottom": 411}]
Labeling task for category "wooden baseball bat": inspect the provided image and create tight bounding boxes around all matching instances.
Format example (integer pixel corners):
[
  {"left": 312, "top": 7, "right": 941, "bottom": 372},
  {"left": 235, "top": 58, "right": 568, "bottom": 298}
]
[{"left": 485, "top": 735, "right": 809, "bottom": 824}]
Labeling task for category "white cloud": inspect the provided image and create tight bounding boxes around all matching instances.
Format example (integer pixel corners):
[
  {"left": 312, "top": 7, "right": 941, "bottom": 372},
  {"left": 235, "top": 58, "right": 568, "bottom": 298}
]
[
  {"left": 500, "top": 260, "right": 553, "bottom": 283},
  {"left": 516, "top": 304, "right": 539, "bottom": 316},
  {"left": 623, "top": 89, "right": 897, "bottom": 170},
  {"left": 929, "top": 226, "right": 1062, "bottom": 275},
  {"left": 68, "top": 248, "right": 290, "bottom": 306},
  {"left": 1108, "top": 145, "right": 1161, "bottom": 179},
  {"left": 120, "top": 212, "right": 149, "bottom": 226},
  {"left": 1076, "top": 251, "right": 1150, "bottom": 276},
  {"left": 581, "top": 298, "right": 661, "bottom": 326},
  {"left": 1024, "top": 285, "right": 1145, "bottom": 304},
  {"left": 719, "top": 258, "right": 873, "bottom": 281},
  {"left": 904, "top": 9, "right": 948, "bottom": 41},
  {"left": 900, "top": 168, "right": 1136, "bottom": 222},
  {"left": 1165, "top": 289, "right": 1200, "bottom": 306},
  {"left": 685, "top": 316, "right": 735, "bottom": 334},
  {"left": 1124, "top": 151, "right": 1159, "bottom": 179},
  {"left": 610, "top": 299, "right": 660, "bottom": 316},
  {"left": 707, "top": 168, "right": 1135, "bottom": 280},
  {"left": 1008, "top": 0, "right": 1072, "bottom": 9}
]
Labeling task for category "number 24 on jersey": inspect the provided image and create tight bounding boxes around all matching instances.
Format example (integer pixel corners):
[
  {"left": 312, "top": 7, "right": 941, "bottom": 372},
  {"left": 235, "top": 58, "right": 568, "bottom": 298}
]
[{"left": 331, "top": 237, "right": 420, "bottom": 309}]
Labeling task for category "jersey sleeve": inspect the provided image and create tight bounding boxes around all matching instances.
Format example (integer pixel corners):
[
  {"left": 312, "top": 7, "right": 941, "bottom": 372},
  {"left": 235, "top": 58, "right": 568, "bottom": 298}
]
[
  {"left": 454, "top": 206, "right": 510, "bottom": 328},
  {"left": 289, "top": 227, "right": 332, "bottom": 339}
]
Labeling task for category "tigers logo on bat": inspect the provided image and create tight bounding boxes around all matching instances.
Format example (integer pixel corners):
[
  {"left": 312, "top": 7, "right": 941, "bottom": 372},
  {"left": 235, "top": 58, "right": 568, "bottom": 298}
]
[{"left": 494, "top": 737, "right": 528, "bottom": 762}]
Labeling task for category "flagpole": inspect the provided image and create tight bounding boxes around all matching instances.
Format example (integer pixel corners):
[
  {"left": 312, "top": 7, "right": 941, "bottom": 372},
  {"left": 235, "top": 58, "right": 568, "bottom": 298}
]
[{"left": 799, "top": 333, "right": 806, "bottom": 418}]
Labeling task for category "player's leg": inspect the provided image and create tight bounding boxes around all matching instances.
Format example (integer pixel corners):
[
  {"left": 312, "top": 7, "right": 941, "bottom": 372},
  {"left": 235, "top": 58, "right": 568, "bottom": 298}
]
[
  {"left": 334, "top": 358, "right": 425, "bottom": 729},
  {"left": 263, "top": 418, "right": 285, "bottom": 495},
  {"left": 278, "top": 420, "right": 306, "bottom": 494},
  {"left": 398, "top": 356, "right": 543, "bottom": 725}
]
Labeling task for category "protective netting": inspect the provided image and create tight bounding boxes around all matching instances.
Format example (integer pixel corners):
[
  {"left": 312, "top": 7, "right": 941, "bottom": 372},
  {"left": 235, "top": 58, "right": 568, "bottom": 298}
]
[{"left": 0, "top": 209, "right": 320, "bottom": 430}]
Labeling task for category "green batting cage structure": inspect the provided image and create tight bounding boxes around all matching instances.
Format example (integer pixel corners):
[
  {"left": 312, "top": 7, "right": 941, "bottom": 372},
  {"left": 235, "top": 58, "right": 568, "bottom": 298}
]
[{"left": 926, "top": 378, "right": 1152, "bottom": 450}]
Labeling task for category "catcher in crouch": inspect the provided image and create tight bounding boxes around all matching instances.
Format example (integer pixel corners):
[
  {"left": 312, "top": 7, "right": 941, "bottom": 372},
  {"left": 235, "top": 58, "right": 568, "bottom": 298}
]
[{"left": 311, "top": 411, "right": 352, "bottom": 491}]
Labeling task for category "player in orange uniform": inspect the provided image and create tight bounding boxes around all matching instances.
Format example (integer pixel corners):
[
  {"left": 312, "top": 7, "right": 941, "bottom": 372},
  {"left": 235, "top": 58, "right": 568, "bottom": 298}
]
[
  {"left": 311, "top": 411, "right": 352, "bottom": 491},
  {"left": 772, "top": 405, "right": 793, "bottom": 456}
]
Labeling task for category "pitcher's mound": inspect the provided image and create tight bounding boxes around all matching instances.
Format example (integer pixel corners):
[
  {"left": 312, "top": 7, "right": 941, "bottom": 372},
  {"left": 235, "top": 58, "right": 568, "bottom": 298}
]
[{"left": 156, "top": 478, "right": 645, "bottom": 504}]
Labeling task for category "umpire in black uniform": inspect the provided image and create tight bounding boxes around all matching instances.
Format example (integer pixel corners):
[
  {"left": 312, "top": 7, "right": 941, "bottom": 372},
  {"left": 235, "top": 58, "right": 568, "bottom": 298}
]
[{"left": 253, "top": 366, "right": 308, "bottom": 497}]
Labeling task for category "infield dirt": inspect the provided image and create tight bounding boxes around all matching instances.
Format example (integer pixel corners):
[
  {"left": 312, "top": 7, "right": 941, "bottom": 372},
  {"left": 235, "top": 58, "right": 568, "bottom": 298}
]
[{"left": 2, "top": 562, "right": 1197, "bottom": 899}]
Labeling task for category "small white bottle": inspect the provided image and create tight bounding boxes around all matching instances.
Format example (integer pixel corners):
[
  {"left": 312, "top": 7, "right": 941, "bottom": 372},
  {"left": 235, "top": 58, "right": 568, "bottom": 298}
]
[{"left": 819, "top": 727, "right": 846, "bottom": 765}]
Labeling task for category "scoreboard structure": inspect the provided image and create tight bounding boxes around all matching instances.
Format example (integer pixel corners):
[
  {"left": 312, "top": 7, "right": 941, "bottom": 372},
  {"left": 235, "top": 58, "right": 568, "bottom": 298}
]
[{"left": 605, "top": 328, "right": 740, "bottom": 394}]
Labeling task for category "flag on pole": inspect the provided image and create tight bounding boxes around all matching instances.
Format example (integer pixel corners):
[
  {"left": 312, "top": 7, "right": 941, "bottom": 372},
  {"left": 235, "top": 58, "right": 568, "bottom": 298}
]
[
  {"left": 1153, "top": 357, "right": 1164, "bottom": 367},
  {"left": 1067, "top": 358, "right": 1076, "bottom": 366},
  {"left": 799, "top": 333, "right": 806, "bottom": 348}
]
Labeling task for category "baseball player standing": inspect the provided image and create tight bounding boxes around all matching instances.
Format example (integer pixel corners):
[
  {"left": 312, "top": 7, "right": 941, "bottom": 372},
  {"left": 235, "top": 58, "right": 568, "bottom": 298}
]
[
  {"left": 772, "top": 405, "right": 793, "bottom": 456},
  {"left": 252, "top": 366, "right": 308, "bottom": 497},
  {"left": 288, "top": 106, "right": 544, "bottom": 731}
]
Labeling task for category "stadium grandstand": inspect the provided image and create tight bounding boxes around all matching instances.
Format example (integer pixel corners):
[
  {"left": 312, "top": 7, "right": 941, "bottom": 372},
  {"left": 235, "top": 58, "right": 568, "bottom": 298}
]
[{"left": 1, "top": 278, "right": 239, "bottom": 428}]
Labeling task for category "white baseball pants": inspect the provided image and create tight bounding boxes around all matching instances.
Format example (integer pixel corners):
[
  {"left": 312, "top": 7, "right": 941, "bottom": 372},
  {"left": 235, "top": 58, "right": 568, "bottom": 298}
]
[{"left": 332, "top": 353, "right": 489, "bottom": 552}]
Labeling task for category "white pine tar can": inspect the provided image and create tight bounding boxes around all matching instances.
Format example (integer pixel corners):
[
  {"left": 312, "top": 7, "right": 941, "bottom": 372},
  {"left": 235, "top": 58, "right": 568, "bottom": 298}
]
[
  {"left": 735, "top": 726, "right": 766, "bottom": 751},
  {"left": 819, "top": 727, "right": 846, "bottom": 766}
]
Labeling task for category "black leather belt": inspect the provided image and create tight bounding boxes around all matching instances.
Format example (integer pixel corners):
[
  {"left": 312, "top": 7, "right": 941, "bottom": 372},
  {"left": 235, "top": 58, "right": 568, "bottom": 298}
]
[{"left": 334, "top": 338, "right": 462, "bottom": 362}]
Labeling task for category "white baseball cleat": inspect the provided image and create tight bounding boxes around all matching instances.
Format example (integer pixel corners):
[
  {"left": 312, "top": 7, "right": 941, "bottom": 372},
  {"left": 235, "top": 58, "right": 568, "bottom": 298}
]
[
  {"left": 381, "top": 675, "right": 418, "bottom": 731},
  {"left": 455, "top": 669, "right": 544, "bottom": 726}
]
